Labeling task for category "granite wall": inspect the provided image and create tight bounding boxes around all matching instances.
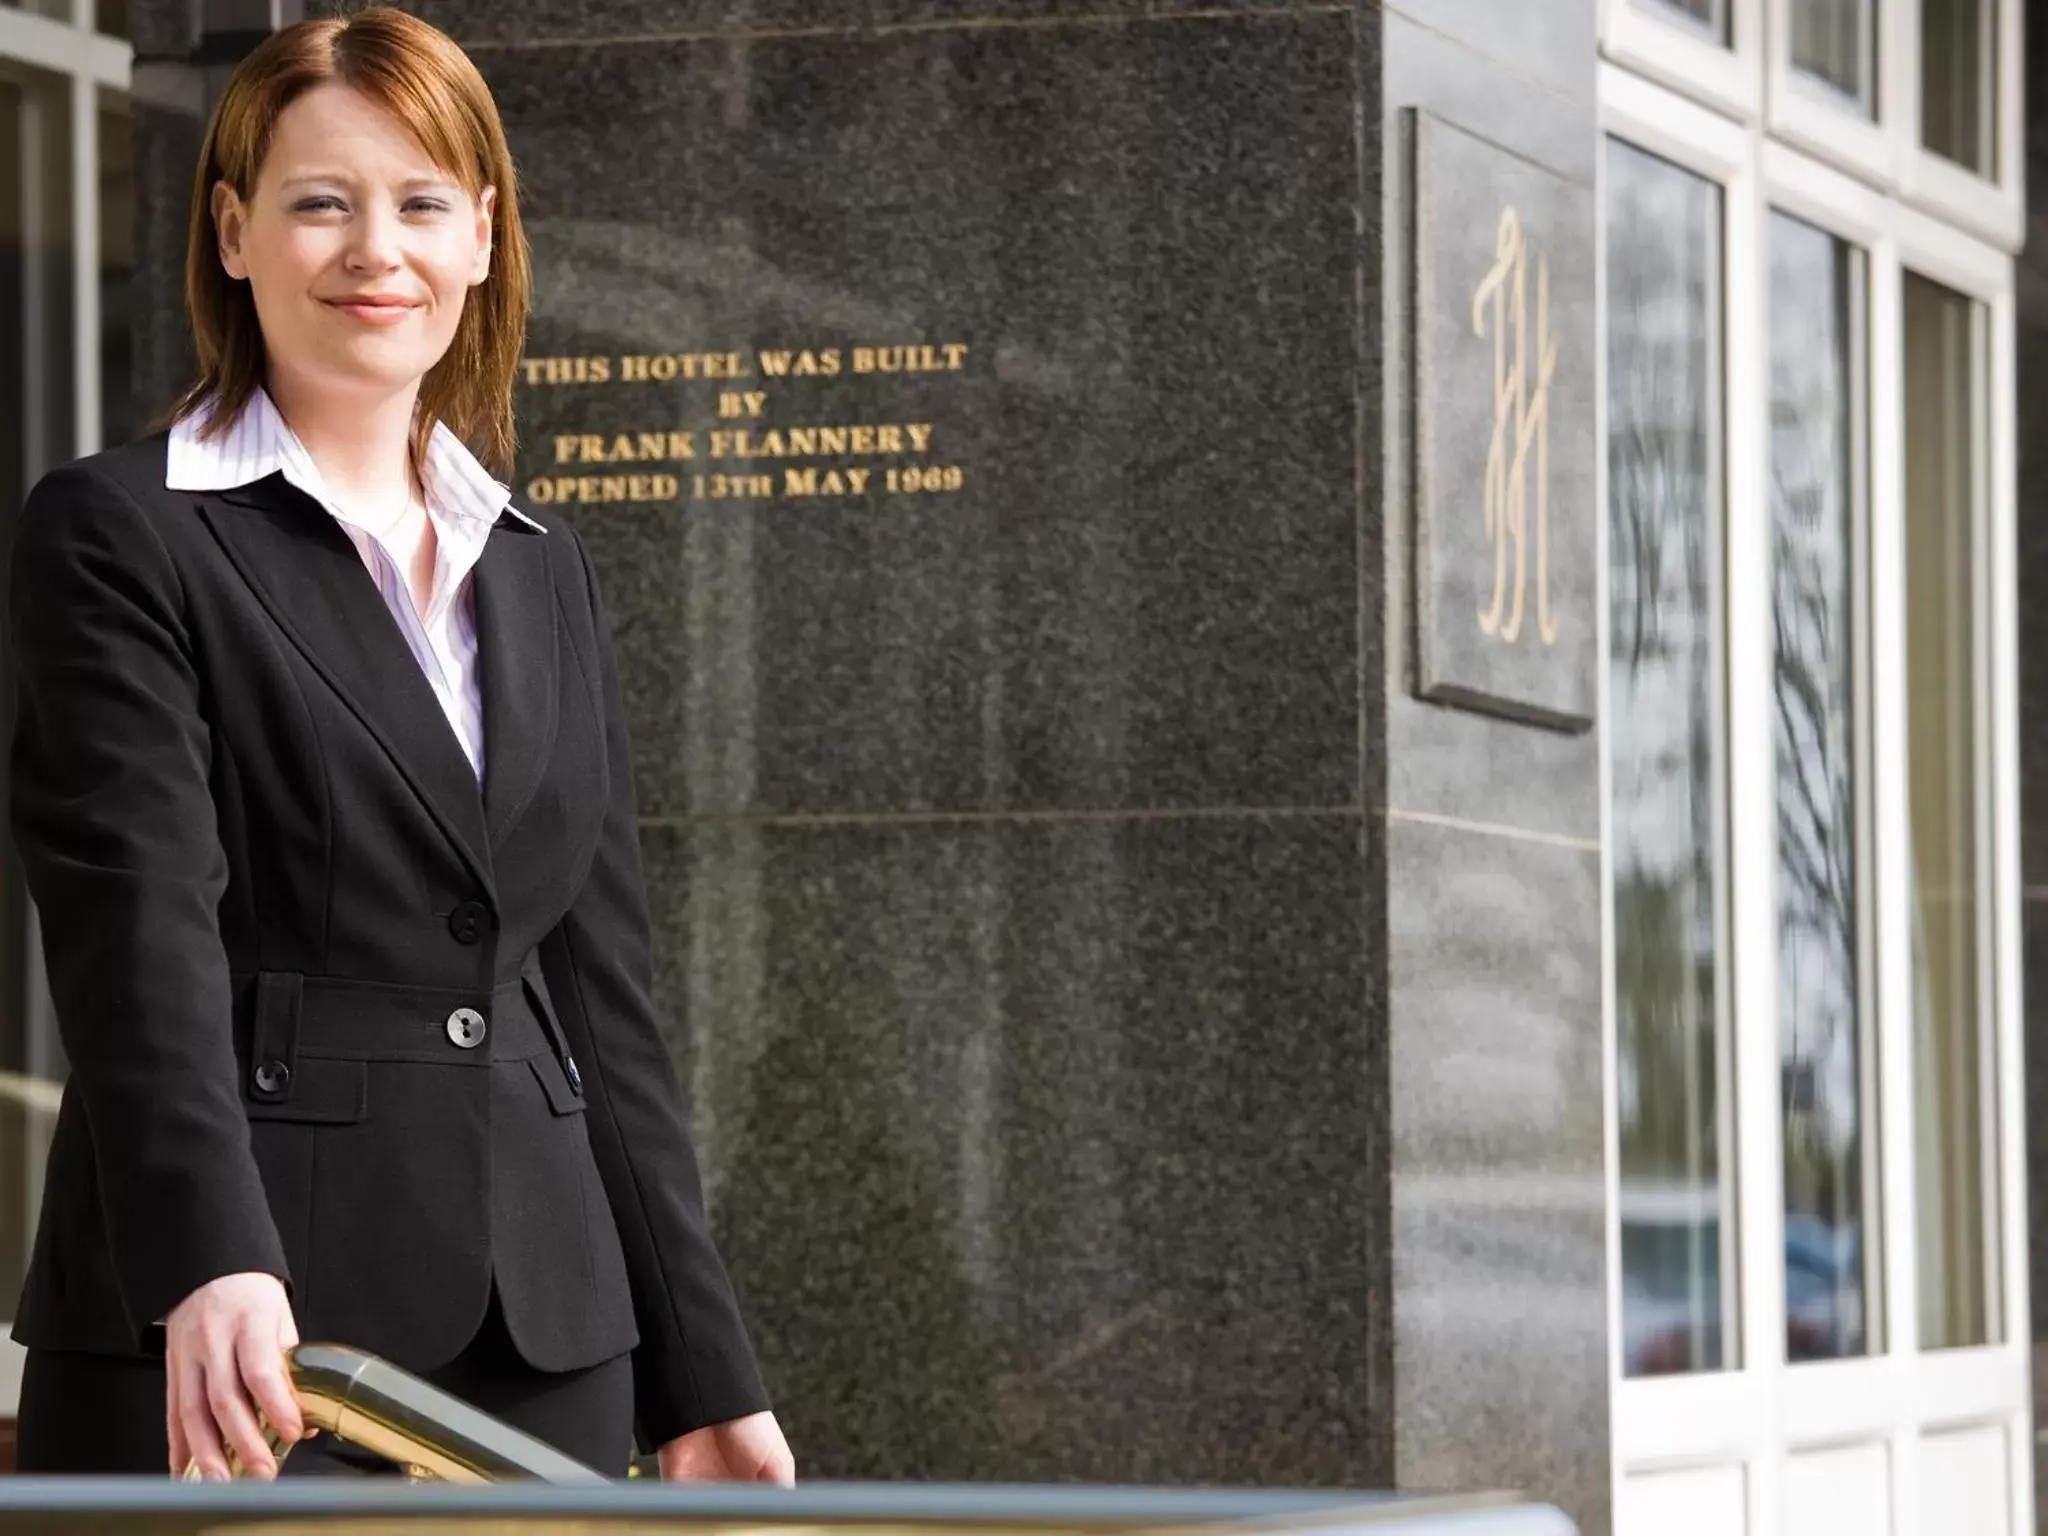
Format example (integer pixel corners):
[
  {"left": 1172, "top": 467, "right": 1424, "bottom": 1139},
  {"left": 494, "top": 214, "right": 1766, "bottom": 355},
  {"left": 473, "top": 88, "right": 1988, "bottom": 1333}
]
[
  {"left": 1378, "top": 1, "right": 1608, "bottom": 1530},
  {"left": 129, "top": 2, "right": 316, "bottom": 420},
  {"left": 2018, "top": 13, "right": 2048, "bottom": 1534},
  {"left": 459, "top": 1, "right": 1389, "bottom": 1489},
  {"left": 127, "top": 0, "right": 1615, "bottom": 1524}
]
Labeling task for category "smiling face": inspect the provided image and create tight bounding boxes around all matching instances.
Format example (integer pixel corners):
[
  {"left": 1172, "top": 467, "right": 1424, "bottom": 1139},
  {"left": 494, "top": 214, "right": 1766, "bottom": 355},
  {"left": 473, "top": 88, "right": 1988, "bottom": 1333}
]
[{"left": 213, "top": 82, "right": 494, "bottom": 404}]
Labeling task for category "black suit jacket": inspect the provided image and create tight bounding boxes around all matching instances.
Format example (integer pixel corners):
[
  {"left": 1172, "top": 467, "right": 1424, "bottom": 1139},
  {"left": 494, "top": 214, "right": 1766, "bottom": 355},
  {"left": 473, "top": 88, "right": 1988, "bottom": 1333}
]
[{"left": 6, "top": 433, "right": 768, "bottom": 1446}]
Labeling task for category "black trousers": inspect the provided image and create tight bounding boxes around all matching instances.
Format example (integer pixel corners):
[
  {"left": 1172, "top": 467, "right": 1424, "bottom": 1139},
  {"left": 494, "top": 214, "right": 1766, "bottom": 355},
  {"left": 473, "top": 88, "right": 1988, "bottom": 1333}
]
[{"left": 16, "top": 1287, "right": 635, "bottom": 1477}]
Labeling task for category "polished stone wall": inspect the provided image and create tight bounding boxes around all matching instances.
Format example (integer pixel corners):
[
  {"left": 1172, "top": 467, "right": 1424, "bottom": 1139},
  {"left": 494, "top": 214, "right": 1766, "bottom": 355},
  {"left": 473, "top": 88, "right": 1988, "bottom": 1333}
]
[
  {"left": 390, "top": 0, "right": 1393, "bottom": 1492},
  {"left": 1378, "top": 1, "right": 1607, "bottom": 1531},
  {"left": 130, "top": 1, "right": 313, "bottom": 418},
  {"left": 126, "top": 0, "right": 1616, "bottom": 1523},
  {"left": 2018, "top": 14, "right": 2048, "bottom": 1534}
]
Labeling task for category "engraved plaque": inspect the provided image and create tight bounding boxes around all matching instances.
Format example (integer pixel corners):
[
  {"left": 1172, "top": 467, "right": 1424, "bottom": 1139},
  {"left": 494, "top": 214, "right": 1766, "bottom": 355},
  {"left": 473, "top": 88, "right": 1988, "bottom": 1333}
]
[{"left": 1412, "top": 109, "right": 1596, "bottom": 732}]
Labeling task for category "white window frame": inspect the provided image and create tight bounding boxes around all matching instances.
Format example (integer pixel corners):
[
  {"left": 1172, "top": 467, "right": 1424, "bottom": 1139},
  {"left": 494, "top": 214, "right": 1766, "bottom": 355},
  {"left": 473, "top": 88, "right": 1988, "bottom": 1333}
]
[
  {"left": 1598, "top": 57, "right": 1755, "bottom": 1409},
  {"left": 1601, "top": 0, "right": 1768, "bottom": 125},
  {"left": 1763, "top": 0, "right": 1900, "bottom": 190},
  {"left": 1601, "top": 63, "right": 1770, "bottom": 1510},
  {"left": 1896, "top": 0, "right": 2025, "bottom": 252},
  {"left": 0, "top": 0, "right": 130, "bottom": 1417},
  {"left": 1607, "top": 0, "right": 2025, "bottom": 252},
  {"left": 1601, "top": 43, "right": 2029, "bottom": 1536}
]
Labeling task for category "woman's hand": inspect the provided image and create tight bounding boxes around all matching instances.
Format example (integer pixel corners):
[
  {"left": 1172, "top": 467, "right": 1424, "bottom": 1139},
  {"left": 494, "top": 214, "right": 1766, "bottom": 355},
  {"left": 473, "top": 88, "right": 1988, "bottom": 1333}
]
[
  {"left": 658, "top": 1411, "right": 794, "bottom": 1485},
  {"left": 164, "top": 1271, "right": 306, "bottom": 1480}
]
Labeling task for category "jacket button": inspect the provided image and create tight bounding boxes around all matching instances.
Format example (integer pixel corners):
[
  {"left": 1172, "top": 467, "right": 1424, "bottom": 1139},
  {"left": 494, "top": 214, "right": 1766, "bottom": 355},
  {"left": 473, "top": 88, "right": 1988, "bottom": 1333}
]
[
  {"left": 446, "top": 1008, "right": 487, "bottom": 1049},
  {"left": 252, "top": 1059, "right": 291, "bottom": 1097},
  {"left": 448, "top": 901, "right": 488, "bottom": 945}
]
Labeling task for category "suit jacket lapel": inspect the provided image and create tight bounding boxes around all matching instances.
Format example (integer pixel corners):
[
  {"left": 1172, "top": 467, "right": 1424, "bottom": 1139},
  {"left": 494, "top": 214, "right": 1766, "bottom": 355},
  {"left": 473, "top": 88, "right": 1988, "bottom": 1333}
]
[
  {"left": 194, "top": 477, "right": 495, "bottom": 897},
  {"left": 472, "top": 519, "right": 558, "bottom": 848}
]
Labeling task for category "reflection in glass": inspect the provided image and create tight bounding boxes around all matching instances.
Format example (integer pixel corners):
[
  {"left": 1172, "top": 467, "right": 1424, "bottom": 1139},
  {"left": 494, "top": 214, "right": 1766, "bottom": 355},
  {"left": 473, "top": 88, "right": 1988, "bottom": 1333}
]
[
  {"left": 1770, "top": 216, "right": 1870, "bottom": 1362},
  {"left": 1792, "top": 0, "right": 1875, "bottom": 112},
  {"left": 1903, "top": 273, "right": 1993, "bottom": 1351},
  {"left": 1640, "top": 0, "right": 1728, "bottom": 42},
  {"left": 1607, "top": 140, "right": 1730, "bottom": 1378},
  {"left": 1921, "top": 0, "right": 1996, "bottom": 175}
]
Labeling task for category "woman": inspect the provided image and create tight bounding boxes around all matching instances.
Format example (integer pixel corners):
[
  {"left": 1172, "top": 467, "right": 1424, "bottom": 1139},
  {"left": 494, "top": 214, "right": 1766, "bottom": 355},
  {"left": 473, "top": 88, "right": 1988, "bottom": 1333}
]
[{"left": 7, "top": 7, "right": 791, "bottom": 1485}]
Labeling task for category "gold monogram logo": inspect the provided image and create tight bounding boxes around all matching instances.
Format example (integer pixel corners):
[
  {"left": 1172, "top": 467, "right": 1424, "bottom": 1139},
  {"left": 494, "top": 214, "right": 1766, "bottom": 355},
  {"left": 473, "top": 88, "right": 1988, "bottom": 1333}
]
[{"left": 1470, "top": 206, "right": 1560, "bottom": 646}]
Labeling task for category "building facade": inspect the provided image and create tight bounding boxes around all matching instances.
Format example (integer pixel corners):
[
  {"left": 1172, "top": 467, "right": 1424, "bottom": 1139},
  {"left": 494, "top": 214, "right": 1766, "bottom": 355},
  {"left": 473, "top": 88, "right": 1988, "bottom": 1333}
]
[{"left": 0, "top": 1, "right": 2039, "bottom": 1534}]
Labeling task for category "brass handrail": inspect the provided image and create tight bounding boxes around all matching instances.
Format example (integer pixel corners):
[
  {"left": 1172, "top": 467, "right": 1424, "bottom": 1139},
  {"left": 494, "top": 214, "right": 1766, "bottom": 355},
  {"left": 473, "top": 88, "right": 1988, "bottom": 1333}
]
[{"left": 181, "top": 1341, "right": 612, "bottom": 1484}]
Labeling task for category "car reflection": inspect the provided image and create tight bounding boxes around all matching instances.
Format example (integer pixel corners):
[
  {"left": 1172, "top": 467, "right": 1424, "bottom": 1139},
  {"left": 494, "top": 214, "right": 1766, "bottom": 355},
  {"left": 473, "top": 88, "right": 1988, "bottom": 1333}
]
[{"left": 1622, "top": 1187, "right": 1864, "bottom": 1374}]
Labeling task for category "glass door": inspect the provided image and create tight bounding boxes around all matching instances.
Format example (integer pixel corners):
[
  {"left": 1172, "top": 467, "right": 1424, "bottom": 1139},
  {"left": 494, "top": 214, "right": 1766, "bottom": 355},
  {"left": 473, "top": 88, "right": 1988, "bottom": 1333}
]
[{"left": 1601, "top": 1, "right": 2028, "bottom": 1527}]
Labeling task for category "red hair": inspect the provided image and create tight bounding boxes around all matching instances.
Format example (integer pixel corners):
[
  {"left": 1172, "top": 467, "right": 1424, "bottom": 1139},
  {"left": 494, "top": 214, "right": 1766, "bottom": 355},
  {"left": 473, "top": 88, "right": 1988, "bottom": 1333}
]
[{"left": 166, "top": 5, "right": 530, "bottom": 476}]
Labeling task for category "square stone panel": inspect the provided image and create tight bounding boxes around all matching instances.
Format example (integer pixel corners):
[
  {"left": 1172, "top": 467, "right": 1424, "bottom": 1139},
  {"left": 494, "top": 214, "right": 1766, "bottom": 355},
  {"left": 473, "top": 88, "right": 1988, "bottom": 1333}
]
[
  {"left": 637, "top": 812, "right": 1384, "bottom": 1484},
  {"left": 1385, "top": 814, "right": 1607, "bottom": 1530},
  {"left": 1377, "top": 36, "right": 1599, "bottom": 846},
  {"left": 489, "top": 15, "right": 1362, "bottom": 817},
  {"left": 1410, "top": 109, "right": 1597, "bottom": 733},
  {"left": 1383, "top": 0, "right": 1595, "bottom": 101}
]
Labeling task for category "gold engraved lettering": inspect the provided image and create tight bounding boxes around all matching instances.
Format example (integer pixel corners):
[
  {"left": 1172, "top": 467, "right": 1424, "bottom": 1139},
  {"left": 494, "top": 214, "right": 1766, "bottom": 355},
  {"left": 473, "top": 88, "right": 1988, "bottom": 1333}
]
[
  {"left": 554, "top": 431, "right": 695, "bottom": 465},
  {"left": 851, "top": 344, "right": 968, "bottom": 375},
  {"left": 526, "top": 472, "right": 681, "bottom": 504},
  {"left": 758, "top": 349, "right": 842, "bottom": 378},
  {"left": 520, "top": 338, "right": 968, "bottom": 505},
  {"left": 520, "top": 355, "right": 611, "bottom": 386},
  {"left": 1470, "top": 206, "right": 1559, "bottom": 647},
  {"left": 783, "top": 467, "right": 871, "bottom": 497}
]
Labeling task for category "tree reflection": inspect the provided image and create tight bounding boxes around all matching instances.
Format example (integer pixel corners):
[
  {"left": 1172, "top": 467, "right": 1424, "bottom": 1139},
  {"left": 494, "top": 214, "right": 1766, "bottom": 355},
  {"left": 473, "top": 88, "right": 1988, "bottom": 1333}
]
[
  {"left": 1606, "top": 142, "right": 1724, "bottom": 1376},
  {"left": 1769, "top": 217, "right": 1865, "bottom": 1360}
]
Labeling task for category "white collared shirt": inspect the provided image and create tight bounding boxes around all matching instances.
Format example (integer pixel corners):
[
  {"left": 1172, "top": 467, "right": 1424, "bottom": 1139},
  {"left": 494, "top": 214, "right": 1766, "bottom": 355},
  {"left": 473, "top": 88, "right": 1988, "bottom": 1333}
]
[{"left": 166, "top": 389, "right": 541, "bottom": 779}]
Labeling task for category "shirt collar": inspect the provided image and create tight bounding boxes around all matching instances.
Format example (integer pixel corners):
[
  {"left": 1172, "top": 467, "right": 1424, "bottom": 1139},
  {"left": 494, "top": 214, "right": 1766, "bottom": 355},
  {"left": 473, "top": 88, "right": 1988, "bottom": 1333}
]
[{"left": 165, "top": 387, "right": 542, "bottom": 534}]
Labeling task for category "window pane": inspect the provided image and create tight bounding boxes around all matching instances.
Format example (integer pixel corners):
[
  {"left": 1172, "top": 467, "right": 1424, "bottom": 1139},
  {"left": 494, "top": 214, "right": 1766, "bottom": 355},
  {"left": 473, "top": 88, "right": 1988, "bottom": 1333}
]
[
  {"left": 0, "top": 2, "right": 70, "bottom": 19},
  {"left": 1903, "top": 273, "right": 1993, "bottom": 1351},
  {"left": 1608, "top": 140, "right": 1731, "bottom": 1378},
  {"left": 0, "top": 63, "right": 75, "bottom": 1307},
  {"left": 1792, "top": 0, "right": 1876, "bottom": 112},
  {"left": 1770, "top": 215, "right": 1871, "bottom": 1362},
  {"left": 96, "top": 0, "right": 130, "bottom": 39},
  {"left": 1639, "top": 0, "right": 1730, "bottom": 44},
  {"left": 1921, "top": 0, "right": 1997, "bottom": 175}
]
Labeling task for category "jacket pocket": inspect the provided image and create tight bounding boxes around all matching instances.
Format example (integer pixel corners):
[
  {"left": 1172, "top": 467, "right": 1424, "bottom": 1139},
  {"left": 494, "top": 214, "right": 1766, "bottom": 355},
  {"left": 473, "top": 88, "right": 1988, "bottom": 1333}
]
[
  {"left": 243, "top": 1054, "right": 367, "bottom": 1124},
  {"left": 239, "top": 970, "right": 368, "bottom": 1124},
  {"left": 526, "top": 1052, "right": 586, "bottom": 1116}
]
